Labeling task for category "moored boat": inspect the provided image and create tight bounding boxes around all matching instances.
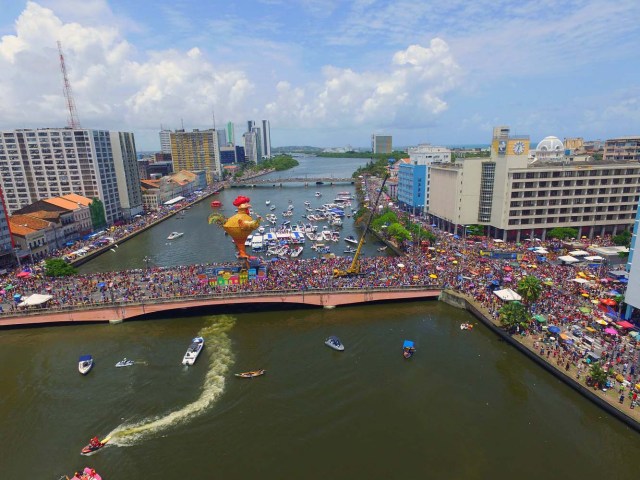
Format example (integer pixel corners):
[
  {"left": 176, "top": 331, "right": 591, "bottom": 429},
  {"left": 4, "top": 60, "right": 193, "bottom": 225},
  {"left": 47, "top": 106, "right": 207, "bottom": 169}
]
[
  {"left": 167, "top": 231, "right": 184, "bottom": 240},
  {"left": 81, "top": 436, "right": 110, "bottom": 456},
  {"left": 78, "top": 355, "right": 94, "bottom": 375},
  {"left": 182, "top": 336, "right": 204, "bottom": 366},
  {"left": 402, "top": 340, "right": 415, "bottom": 359},
  {"left": 344, "top": 235, "right": 358, "bottom": 245},
  {"left": 211, "top": 200, "right": 222, "bottom": 208},
  {"left": 68, "top": 467, "right": 103, "bottom": 480},
  {"left": 235, "top": 369, "right": 266, "bottom": 378},
  {"left": 115, "top": 357, "right": 134, "bottom": 367},
  {"left": 325, "top": 335, "right": 345, "bottom": 351}
]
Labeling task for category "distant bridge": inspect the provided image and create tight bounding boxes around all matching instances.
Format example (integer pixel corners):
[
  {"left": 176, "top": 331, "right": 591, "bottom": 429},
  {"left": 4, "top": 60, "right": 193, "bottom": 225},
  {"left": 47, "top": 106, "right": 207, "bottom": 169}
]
[
  {"left": 231, "top": 177, "right": 355, "bottom": 187},
  {"left": 0, "top": 286, "right": 441, "bottom": 327}
]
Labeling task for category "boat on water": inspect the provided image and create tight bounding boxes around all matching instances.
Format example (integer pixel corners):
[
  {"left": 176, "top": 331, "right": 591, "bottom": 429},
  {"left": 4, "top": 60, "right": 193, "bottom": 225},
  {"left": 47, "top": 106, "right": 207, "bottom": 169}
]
[
  {"left": 325, "top": 335, "right": 345, "bottom": 351},
  {"left": 211, "top": 200, "right": 222, "bottom": 208},
  {"left": 115, "top": 357, "right": 134, "bottom": 368},
  {"left": 344, "top": 235, "right": 358, "bottom": 245},
  {"left": 167, "top": 231, "right": 184, "bottom": 240},
  {"left": 270, "top": 205, "right": 276, "bottom": 211},
  {"left": 81, "top": 436, "right": 110, "bottom": 456},
  {"left": 403, "top": 340, "right": 416, "bottom": 359},
  {"left": 78, "top": 355, "right": 94, "bottom": 375},
  {"left": 265, "top": 200, "right": 271, "bottom": 205},
  {"left": 315, "top": 191, "right": 322, "bottom": 197},
  {"left": 68, "top": 467, "right": 103, "bottom": 480},
  {"left": 377, "top": 246, "right": 387, "bottom": 252},
  {"left": 182, "top": 336, "right": 204, "bottom": 366},
  {"left": 344, "top": 247, "right": 357, "bottom": 254},
  {"left": 235, "top": 369, "right": 266, "bottom": 378},
  {"left": 290, "top": 246, "right": 304, "bottom": 257},
  {"left": 460, "top": 323, "right": 474, "bottom": 330}
]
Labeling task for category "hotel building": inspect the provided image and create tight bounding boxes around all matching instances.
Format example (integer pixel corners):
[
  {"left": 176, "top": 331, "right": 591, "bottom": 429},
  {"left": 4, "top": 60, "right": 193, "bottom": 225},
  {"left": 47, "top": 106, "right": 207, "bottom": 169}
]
[
  {"left": 0, "top": 128, "right": 143, "bottom": 225},
  {"left": 603, "top": 136, "right": 640, "bottom": 162},
  {"left": 429, "top": 126, "right": 640, "bottom": 241}
]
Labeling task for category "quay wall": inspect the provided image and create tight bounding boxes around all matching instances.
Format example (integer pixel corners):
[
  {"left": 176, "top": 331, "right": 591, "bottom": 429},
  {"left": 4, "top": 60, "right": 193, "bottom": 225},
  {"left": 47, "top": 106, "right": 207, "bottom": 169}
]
[{"left": 439, "top": 289, "right": 640, "bottom": 433}]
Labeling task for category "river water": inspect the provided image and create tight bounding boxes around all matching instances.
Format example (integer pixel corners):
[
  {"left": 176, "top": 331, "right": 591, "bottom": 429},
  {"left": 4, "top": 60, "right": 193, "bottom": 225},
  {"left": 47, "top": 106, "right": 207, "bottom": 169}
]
[{"left": 2, "top": 157, "right": 640, "bottom": 478}]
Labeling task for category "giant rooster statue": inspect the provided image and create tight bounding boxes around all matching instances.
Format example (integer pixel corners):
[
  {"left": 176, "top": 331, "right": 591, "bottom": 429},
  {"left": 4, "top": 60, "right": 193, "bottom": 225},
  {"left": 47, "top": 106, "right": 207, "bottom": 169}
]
[{"left": 208, "top": 195, "right": 261, "bottom": 265}]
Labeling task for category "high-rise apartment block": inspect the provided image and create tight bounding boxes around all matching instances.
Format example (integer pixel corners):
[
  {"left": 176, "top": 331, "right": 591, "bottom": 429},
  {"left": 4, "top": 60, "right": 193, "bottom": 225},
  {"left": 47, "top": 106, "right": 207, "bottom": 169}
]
[
  {"left": 0, "top": 128, "right": 143, "bottom": 225},
  {"left": 604, "top": 136, "right": 640, "bottom": 162},
  {"left": 226, "top": 122, "right": 235, "bottom": 146},
  {"left": 159, "top": 129, "right": 172, "bottom": 155},
  {"left": 372, "top": 134, "right": 392, "bottom": 154},
  {"left": 0, "top": 187, "right": 13, "bottom": 268},
  {"left": 243, "top": 130, "right": 259, "bottom": 164},
  {"left": 217, "top": 129, "right": 227, "bottom": 148},
  {"left": 169, "top": 129, "right": 221, "bottom": 183},
  {"left": 261, "top": 120, "right": 272, "bottom": 159}
]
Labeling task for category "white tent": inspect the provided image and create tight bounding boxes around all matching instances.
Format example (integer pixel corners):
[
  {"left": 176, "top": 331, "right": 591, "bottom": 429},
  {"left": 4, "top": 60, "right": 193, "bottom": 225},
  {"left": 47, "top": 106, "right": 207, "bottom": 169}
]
[
  {"left": 493, "top": 239, "right": 505, "bottom": 243},
  {"left": 534, "top": 248, "right": 549, "bottom": 254},
  {"left": 558, "top": 255, "right": 580, "bottom": 264},
  {"left": 18, "top": 293, "right": 53, "bottom": 307},
  {"left": 493, "top": 288, "right": 522, "bottom": 301},
  {"left": 571, "top": 278, "right": 592, "bottom": 284},
  {"left": 584, "top": 255, "right": 604, "bottom": 261},
  {"left": 569, "top": 250, "right": 589, "bottom": 256}
]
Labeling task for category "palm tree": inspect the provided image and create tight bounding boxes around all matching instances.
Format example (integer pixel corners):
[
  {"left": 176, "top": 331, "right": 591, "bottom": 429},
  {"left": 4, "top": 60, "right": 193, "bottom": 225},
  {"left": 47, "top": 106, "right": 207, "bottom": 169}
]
[
  {"left": 499, "top": 301, "right": 529, "bottom": 332},
  {"left": 517, "top": 275, "right": 542, "bottom": 307}
]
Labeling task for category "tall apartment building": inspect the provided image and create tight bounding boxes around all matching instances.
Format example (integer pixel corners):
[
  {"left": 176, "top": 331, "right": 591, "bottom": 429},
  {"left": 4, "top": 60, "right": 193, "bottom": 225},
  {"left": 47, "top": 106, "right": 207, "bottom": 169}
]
[
  {"left": 169, "top": 129, "right": 221, "bottom": 183},
  {"left": 226, "top": 122, "right": 235, "bottom": 145},
  {"left": 159, "top": 129, "right": 172, "bottom": 155},
  {"left": 243, "top": 130, "right": 258, "bottom": 164},
  {"left": 261, "top": 120, "right": 272, "bottom": 159},
  {"left": 406, "top": 144, "right": 451, "bottom": 213},
  {"left": 428, "top": 126, "right": 640, "bottom": 241},
  {"left": 217, "top": 129, "right": 227, "bottom": 148},
  {"left": 0, "top": 187, "right": 13, "bottom": 268},
  {"left": 372, "top": 134, "right": 392, "bottom": 154},
  {"left": 397, "top": 163, "right": 426, "bottom": 215},
  {"left": 604, "top": 136, "right": 640, "bottom": 162},
  {"left": 0, "top": 128, "right": 142, "bottom": 225}
]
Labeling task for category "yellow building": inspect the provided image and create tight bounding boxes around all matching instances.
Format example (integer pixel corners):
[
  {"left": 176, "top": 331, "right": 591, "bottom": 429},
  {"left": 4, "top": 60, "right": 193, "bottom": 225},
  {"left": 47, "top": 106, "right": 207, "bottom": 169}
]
[{"left": 170, "top": 129, "right": 221, "bottom": 184}]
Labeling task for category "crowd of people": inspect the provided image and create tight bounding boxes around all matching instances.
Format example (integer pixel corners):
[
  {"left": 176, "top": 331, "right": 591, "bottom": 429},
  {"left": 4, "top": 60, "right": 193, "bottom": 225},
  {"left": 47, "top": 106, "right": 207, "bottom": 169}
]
[{"left": 0, "top": 174, "right": 639, "bottom": 417}]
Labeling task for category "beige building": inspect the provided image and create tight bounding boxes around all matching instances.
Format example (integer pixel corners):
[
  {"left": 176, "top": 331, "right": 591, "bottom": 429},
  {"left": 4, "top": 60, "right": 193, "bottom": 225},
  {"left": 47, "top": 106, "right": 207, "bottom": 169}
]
[
  {"left": 170, "top": 129, "right": 221, "bottom": 183},
  {"left": 429, "top": 126, "right": 640, "bottom": 241},
  {"left": 604, "top": 136, "right": 640, "bottom": 162}
]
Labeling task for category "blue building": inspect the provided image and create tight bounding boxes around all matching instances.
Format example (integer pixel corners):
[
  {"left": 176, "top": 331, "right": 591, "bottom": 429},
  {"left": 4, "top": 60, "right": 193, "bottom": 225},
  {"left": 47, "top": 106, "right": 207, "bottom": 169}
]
[
  {"left": 625, "top": 203, "right": 640, "bottom": 319},
  {"left": 397, "top": 163, "right": 426, "bottom": 215},
  {"left": 235, "top": 145, "right": 246, "bottom": 163},
  {"left": 219, "top": 146, "right": 237, "bottom": 165}
]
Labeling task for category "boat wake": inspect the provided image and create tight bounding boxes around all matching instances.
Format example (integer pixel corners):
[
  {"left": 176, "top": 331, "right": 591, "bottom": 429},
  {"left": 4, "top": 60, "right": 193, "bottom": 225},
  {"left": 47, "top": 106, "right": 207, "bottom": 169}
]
[{"left": 106, "top": 316, "right": 235, "bottom": 446}]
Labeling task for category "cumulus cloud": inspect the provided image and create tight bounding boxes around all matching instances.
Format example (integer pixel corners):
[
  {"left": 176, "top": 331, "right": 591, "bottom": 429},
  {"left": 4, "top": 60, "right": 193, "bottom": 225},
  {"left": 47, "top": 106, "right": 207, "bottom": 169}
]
[{"left": 266, "top": 38, "right": 461, "bottom": 129}]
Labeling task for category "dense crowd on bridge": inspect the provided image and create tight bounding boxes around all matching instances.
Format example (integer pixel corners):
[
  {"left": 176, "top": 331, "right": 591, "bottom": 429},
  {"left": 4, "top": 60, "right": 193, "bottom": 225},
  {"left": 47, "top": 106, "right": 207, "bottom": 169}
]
[{"left": 1, "top": 176, "right": 639, "bottom": 413}]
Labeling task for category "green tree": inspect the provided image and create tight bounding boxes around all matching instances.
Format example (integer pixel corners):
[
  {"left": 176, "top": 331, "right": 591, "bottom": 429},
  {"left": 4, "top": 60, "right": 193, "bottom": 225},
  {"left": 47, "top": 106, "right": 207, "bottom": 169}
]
[
  {"left": 517, "top": 276, "right": 542, "bottom": 306},
  {"left": 498, "top": 301, "right": 529, "bottom": 330},
  {"left": 613, "top": 230, "right": 632, "bottom": 247},
  {"left": 386, "top": 223, "right": 412, "bottom": 243},
  {"left": 589, "top": 363, "right": 608, "bottom": 388},
  {"left": 547, "top": 227, "right": 578, "bottom": 240},
  {"left": 89, "top": 198, "right": 106, "bottom": 230},
  {"left": 465, "top": 224, "right": 485, "bottom": 236},
  {"left": 44, "top": 258, "right": 78, "bottom": 277}
]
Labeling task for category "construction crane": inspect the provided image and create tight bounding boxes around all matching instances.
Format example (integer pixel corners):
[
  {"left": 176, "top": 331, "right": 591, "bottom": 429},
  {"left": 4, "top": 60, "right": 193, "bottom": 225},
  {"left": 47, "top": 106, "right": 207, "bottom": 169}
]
[
  {"left": 57, "top": 40, "right": 81, "bottom": 129},
  {"left": 333, "top": 174, "right": 389, "bottom": 278}
]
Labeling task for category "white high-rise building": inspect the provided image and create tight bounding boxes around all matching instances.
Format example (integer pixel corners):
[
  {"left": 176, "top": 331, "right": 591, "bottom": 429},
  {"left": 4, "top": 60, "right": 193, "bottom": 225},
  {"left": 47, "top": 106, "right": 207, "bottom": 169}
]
[
  {"left": 406, "top": 144, "right": 451, "bottom": 214},
  {"left": 243, "top": 130, "right": 258, "bottom": 164},
  {"left": 0, "top": 128, "right": 143, "bottom": 224},
  {"left": 216, "top": 129, "right": 227, "bottom": 148},
  {"left": 261, "top": 120, "right": 271, "bottom": 158},
  {"left": 159, "top": 129, "right": 172, "bottom": 154}
]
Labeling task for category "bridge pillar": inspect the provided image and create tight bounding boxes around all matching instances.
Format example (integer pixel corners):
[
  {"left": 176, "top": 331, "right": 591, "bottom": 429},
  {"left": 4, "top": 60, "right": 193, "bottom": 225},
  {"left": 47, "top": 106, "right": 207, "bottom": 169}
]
[{"left": 323, "top": 305, "right": 336, "bottom": 309}]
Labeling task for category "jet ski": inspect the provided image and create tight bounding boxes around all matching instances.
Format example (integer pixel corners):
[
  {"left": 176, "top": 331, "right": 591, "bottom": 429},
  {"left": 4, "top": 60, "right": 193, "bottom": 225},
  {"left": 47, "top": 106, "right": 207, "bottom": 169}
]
[
  {"left": 81, "top": 436, "right": 110, "bottom": 455},
  {"left": 115, "top": 357, "right": 134, "bottom": 367}
]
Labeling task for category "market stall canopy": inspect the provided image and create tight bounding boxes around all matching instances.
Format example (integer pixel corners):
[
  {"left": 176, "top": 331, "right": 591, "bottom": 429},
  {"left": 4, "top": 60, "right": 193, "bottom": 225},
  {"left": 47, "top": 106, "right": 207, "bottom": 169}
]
[
  {"left": 558, "top": 255, "right": 579, "bottom": 263},
  {"left": 595, "top": 318, "right": 608, "bottom": 325},
  {"left": 569, "top": 250, "right": 589, "bottom": 256},
  {"left": 16, "top": 271, "right": 31, "bottom": 278},
  {"left": 534, "top": 248, "right": 549, "bottom": 254},
  {"left": 571, "top": 278, "right": 592, "bottom": 284},
  {"left": 533, "top": 314, "right": 547, "bottom": 323},
  {"left": 493, "top": 239, "right": 505, "bottom": 243},
  {"left": 578, "top": 307, "right": 592, "bottom": 314},
  {"left": 493, "top": 288, "right": 522, "bottom": 301},
  {"left": 604, "top": 327, "right": 618, "bottom": 335},
  {"left": 617, "top": 320, "right": 635, "bottom": 329},
  {"left": 584, "top": 256, "right": 604, "bottom": 261},
  {"left": 17, "top": 293, "right": 52, "bottom": 307},
  {"left": 548, "top": 325, "right": 561, "bottom": 334}
]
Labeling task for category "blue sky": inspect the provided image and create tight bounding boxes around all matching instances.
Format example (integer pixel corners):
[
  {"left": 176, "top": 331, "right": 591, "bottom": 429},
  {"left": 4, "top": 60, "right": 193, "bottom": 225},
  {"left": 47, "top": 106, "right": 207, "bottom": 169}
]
[{"left": 0, "top": 0, "right": 638, "bottom": 150}]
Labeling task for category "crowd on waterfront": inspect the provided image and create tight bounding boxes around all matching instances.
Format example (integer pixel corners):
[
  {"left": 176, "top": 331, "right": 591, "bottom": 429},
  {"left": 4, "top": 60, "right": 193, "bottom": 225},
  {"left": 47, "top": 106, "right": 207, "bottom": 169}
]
[{"left": 1, "top": 174, "right": 639, "bottom": 415}]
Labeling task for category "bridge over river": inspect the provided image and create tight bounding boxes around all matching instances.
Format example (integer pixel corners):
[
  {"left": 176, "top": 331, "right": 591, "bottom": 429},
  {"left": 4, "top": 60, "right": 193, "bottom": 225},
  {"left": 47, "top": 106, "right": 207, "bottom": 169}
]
[
  {"left": 231, "top": 176, "right": 355, "bottom": 187},
  {"left": 0, "top": 286, "right": 441, "bottom": 327}
]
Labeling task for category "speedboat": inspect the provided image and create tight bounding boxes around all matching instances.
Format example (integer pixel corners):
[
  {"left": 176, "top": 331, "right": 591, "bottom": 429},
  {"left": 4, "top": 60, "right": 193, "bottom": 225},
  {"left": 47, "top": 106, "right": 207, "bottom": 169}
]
[
  {"left": 115, "top": 357, "right": 134, "bottom": 367},
  {"left": 69, "top": 467, "right": 103, "bottom": 480},
  {"left": 235, "top": 369, "right": 266, "bottom": 378},
  {"left": 403, "top": 340, "right": 415, "bottom": 359},
  {"left": 325, "top": 335, "right": 345, "bottom": 351},
  {"left": 265, "top": 200, "right": 271, "bottom": 205},
  {"left": 182, "top": 337, "right": 204, "bottom": 366},
  {"left": 344, "top": 235, "right": 358, "bottom": 245},
  {"left": 167, "top": 231, "right": 184, "bottom": 240},
  {"left": 81, "top": 436, "right": 110, "bottom": 456},
  {"left": 315, "top": 191, "right": 321, "bottom": 197},
  {"left": 460, "top": 323, "right": 474, "bottom": 330},
  {"left": 344, "top": 247, "right": 357, "bottom": 254},
  {"left": 78, "top": 355, "right": 94, "bottom": 375}
]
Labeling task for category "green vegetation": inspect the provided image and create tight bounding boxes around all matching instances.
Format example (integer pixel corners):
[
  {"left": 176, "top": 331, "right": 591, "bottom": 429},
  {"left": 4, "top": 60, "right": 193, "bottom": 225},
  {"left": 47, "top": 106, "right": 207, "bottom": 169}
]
[
  {"left": 516, "top": 276, "right": 542, "bottom": 306},
  {"left": 547, "top": 227, "right": 579, "bottom": 240},
  {"left": 387, "top": 223, "right": 412, "bottom": 243},
  {"left": 260, "top": 154, "right": 299, "bottom": 171},
  {"left": 465, "top": 224, "right": 485, "bottom": 236},
  {"left": 318, "top": 151, "right": 407, "bottom": 160},
  {"left": 45, "top": 258, "right": 77, "bottom": 277},
  {"left": 89, "top": 198, "right": 106, "bottom": 230},
  {"left": 353, "top": 158, "right": 393, "bottom": 178},
  {"left": 588, "top": 363, "right": 608, "bottom": 388},
  {"left": 451, "top": 151, "right": 490, "bottom": 161},
  {"left": 498, "top": 301, "right": 529, "bottom": 330},
  {"left": 613, "top": 230, "right": 632, "bottom": 247}
]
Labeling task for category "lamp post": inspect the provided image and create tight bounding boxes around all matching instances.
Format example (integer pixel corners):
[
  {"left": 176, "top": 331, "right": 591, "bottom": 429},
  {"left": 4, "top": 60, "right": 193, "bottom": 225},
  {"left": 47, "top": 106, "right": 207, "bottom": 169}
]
[
  {"left": 143, "top": 256, "right": 152, "bottom": 270},
  {"left": 14, "top": 247, "right": 21, "bottom": 269}
]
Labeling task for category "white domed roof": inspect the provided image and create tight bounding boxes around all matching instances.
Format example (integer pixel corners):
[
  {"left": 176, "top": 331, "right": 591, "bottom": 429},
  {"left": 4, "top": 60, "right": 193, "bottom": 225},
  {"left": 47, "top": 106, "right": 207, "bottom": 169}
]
[{"left": 537, "top": 136, "right": 564, "bottom": 152}]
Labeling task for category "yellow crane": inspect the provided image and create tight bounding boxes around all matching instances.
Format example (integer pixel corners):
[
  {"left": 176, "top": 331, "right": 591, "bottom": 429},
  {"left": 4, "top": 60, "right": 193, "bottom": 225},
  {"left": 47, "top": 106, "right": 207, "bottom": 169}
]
[{"left": 333, "top": 175, "right": 389, "bottom": 277}]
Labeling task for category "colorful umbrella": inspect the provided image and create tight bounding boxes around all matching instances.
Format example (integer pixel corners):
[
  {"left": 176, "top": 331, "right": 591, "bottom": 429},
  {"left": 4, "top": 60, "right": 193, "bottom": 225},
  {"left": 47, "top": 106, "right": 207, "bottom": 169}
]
[
  {"left": 604, "top": 327, "right": 618, "bottom": 335},
  {"left": 617, "top": 320, "right": 634, "bottom": 329},
  {"left": 429, "top": 274, "right": 438, "bottom": 279},
  {"left": 595, "top": 318, "right": 608, "bottom": 325},
  {"left": 578, "top": 307, "right": 592, "bottom": 314},
  {"left": 534, "top": 315, "right": 547, "bottom": 323},
  {"left": 548, "top": 325, "right": 561, "bottom": 334}
]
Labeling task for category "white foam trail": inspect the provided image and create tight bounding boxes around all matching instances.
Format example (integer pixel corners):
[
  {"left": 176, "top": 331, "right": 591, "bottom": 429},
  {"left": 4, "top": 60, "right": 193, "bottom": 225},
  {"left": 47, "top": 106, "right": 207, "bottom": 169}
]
[{"left": 107, "top": 316, "right": 235, "bottom": 446}]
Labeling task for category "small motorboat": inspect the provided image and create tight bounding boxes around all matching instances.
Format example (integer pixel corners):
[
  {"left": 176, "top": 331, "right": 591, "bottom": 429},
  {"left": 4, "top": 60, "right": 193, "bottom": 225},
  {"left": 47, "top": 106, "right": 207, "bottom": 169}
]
[
  {"left": 235, "top": 369, "right": 266, "bottom": 378},
  {"left": 182, "top": 336, "right": 204, "bottom": 366},
  {"left": 344, "top": 235, "right": 358, "bottom": 245},
  {"left": 325, "top": 335, "right": 345, "bottom": 351},
  {"left": 78, "top": 355, "right": 94, "bottom": 375},
  {"left": 211, "top": 200, "right": 222, "bottom": 208},
  {"left": 115, "top": 357, "right": 134, "bottom": 368},
  {"left": 68, "top": 467, "right": 103, "bottom": 480},
  {"left": 167, "top": 231, "right": 184, "bottom": 240},
  {"left": 402, "top": 340, "right": 415, "bottom": 359},
  {"left": 265, "top": 200, "right": 271, "bottom": 205},
  {"left": 344, "top": 247, "right": 357, "bottom": 254},
  {"left": 460, "top": 323, "right": 474, "bottom": 331},
  {"left": 81, "top": 436, "right": 110, "bottom": 455},
  {"left": 377, "top": 246, "right": 387, "bottom": 252}
]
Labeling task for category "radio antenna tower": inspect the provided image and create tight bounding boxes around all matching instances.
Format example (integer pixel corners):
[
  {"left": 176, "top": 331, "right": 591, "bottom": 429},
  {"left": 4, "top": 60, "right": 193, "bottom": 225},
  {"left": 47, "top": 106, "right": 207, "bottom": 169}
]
[{"left": 57, "top": 41, "right": 81, "bottom": 129}]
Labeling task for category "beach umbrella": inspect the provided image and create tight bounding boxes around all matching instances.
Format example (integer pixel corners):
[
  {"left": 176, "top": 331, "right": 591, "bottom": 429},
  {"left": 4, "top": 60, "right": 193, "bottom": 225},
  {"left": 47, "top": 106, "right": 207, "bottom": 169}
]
[
  {"left": 595, "top": 318, "right": 608, "bottom": 326},
  {"left": 504, "top": 266, "right": 512, "bottom": 272},
  {"left": 600, "top": 298, "right": 617, "bottom": 306},
  {"left": 604, "top": 327, "right": 618, "bottom": 335},
  {"left": 397, "top": 263, "right": 405, "bottom": 268},
  {"left": 429, "top": 274, "right": 438, "bottom": 279},
  {"left": 452, "top": 260, "right": 458, "bottom": 264},
  {"left": 590, "top": 299, "right": 600, "bottom": 304},
  {"left": 607, "top": 290, "right": 621, "bottom": 296},
  {"left": 585, "top": 326, "right": 597, "bottom": 333},
  {"left": 617, "top": 320, "right": 634, "bottom": 329},
  {"left": 578, "top": 307, "right": 592, "bottom": 314},
  {"left": 4, "top": 284, "right": 14, "bottom": 290},
  {"left": 534, "top": 314, "right": 547, "bottom": 323},
  {"left": 548, "top": 325, "right": 561, "bottom": 334},
  {"left": 581, "top": 293, "right": 589, "bottom": 297},
  {"left": 630, "top": 331, "right": 639, "bottom": 338},
  {"left": 97, "top": 282, "right": 106, "bottom": 288},
  {"left": 543, "top": 280, "right": 554, "bottom": 286}
]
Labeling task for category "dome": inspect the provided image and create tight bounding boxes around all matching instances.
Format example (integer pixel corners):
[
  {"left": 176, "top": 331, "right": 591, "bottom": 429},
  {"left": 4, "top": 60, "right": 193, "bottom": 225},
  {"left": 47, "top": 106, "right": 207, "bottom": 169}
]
[{"left": 536, "top": 136, "right": 564, "bottom": 152}]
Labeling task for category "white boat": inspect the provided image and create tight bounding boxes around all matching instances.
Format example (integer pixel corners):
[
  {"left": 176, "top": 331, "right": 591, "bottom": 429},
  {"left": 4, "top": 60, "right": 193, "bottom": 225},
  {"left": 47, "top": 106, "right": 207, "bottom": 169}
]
[
  {"left": 265, "top": 200, "right": 271, "bottom": 205},
  {"left": 304, "top": 201, "right": 311, "bottom": 206},
  {"left": 115, "top": 358, "right": 134, "bottom": 368},
  {"left": 167, "top": 232, "right": 184, "bottom": 240},
  {"left": 182, "top": 337, "right": 204, "bottom": 366},
  {"left": 344, "top": 235, "right": 358, "bottom": 245},
  {"left": 270, "top": 205, "right": 276, "bottom": 211},
  {"left": 344, "top": 247, "right": 357, "bottom": 254},
  {"left": 78, "top": 355, "right": 94, "bottom": 375},
  {"left": 325, "top": 336, "right": 344, "bottom": 351},
  {"left": 315, "top": 192, "right": 322, "bottom": 197},
  {"left": 290, "top": 246, "right": 303, "bottom": 257}
]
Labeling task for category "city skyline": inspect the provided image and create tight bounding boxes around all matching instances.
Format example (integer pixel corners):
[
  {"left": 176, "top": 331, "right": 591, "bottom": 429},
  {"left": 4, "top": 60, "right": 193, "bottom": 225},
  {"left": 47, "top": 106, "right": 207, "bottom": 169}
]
[{"left": 0, "top": 0, "right": 638, "bottom": 150}]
